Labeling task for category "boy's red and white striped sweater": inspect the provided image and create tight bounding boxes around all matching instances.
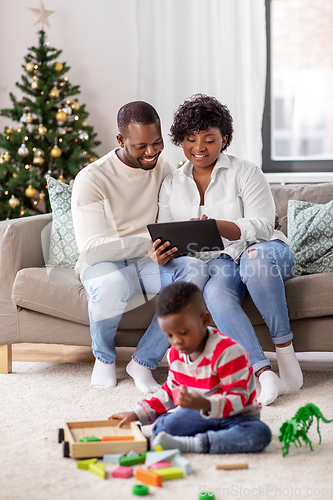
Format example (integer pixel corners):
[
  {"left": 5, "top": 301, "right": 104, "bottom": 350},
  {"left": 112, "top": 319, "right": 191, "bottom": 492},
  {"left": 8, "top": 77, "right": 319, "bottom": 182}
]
[{"left": 134, "top": 327, "right": 260, "bottom": 425}]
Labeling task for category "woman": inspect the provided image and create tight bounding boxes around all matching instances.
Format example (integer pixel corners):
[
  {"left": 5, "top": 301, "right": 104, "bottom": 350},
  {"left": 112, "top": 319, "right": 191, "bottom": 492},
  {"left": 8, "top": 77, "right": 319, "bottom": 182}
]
[{"left": 157, "top": 94, "right": 303, "bottom": 405}]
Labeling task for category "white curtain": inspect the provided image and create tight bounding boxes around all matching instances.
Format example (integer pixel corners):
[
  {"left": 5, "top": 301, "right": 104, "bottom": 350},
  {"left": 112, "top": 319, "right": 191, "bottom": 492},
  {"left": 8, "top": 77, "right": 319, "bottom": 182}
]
[{"left": 135, "top": 0, "right": 266, "bottom": 168}]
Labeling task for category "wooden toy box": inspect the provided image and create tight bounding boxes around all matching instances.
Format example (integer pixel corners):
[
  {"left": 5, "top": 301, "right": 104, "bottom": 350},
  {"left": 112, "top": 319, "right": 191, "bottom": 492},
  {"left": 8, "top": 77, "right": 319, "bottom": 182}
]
[{"left": 59, "top": 420, "right": 147, "bottom": 458}]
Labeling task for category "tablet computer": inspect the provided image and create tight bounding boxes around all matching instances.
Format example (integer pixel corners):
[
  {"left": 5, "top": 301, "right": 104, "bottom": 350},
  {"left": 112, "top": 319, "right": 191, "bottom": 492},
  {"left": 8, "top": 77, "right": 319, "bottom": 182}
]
[{"left": 147, "top": 219, "right": 224, "bottom": 254}]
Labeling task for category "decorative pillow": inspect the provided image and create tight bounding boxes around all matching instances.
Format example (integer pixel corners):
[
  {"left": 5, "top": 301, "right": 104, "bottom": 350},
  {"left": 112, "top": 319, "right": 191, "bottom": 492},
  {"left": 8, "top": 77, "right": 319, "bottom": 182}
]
[
  {"left": 46, "top": 175, "right": 79, "bottom": 268},
  {"left": 287, "top": 199, "right": 333, "bottom": 275}
]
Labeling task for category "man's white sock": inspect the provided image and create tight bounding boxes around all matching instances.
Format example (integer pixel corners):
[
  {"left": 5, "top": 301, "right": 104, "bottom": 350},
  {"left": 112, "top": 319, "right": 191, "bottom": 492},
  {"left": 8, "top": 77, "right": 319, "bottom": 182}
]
[
  {"left": 257, "top": 370, "right": 286, "bottom": 406},
  {"left": 276, "top": 343, "right": 303, "bottom": 392},
  {"left": 126, "top": 359, "right": 161, "bottom": 393},
  {"left": 153, "top": 431, "right": 200, "bottom": 453},
  {"left": 91, "top": 358, "right": 116, "bottom": 388}
]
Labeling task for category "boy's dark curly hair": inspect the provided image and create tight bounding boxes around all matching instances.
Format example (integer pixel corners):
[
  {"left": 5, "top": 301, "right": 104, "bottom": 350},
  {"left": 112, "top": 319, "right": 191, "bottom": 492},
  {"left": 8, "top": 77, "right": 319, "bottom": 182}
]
[
  {"left": 170, "top": 94, "right": 233, "bottom": 151},
  {"left": 156, "top": 282, "right": 204, "bottom": 317}
]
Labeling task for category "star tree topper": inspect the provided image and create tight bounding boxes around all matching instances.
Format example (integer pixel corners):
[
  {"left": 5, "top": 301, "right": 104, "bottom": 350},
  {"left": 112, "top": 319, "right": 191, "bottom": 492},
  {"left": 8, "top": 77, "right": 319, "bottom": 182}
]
[{"left": 29, "top": 0, "right": 54, "bottom": 29}]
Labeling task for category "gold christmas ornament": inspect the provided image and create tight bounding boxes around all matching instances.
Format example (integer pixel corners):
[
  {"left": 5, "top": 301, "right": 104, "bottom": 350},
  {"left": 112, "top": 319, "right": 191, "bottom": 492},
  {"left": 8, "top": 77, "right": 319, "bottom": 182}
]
[
  {"left": 12, "top": 173, "right": 17, "bottom": 178},
  {"left": 55, "top": 110, "right": 67, "bottom": 121},
  {"left": 31, "top": 80, "right": 39, "bottom": 90},
  {"left": 26, "top": 113, "right": 34, "bottom": 124},
  {"left": 25, "top": 62, "right": 35, "bottom": 73},
  {"left": 39, "top": 191, "right": 46, "bottom": 200},
  {"left": 3, "top": 152, "right": 11, "bottom": 164},
  {"left": 57, "top": 175, "right": 66, "bottom": 183},
  {"left": 33, "top": 156, "right": 45, "bottom": 166},
  {"left": 49, "top": 87, "right": 60, "bottom": 98},
  {"left": 25, "top": 185, "right": 37, "bottom": 198},
  {"left": 6, "top": 127, "right": 14, "bottom": 134},
  {"left": 89, "top": 155, "right": 98, "bottom": 163},
  {"left": 54, "top": 62, "right": 63, "bottom": 72},
  {"left": 70, "top": 100, "right": 79, "bottom": 111},
  {"left": 9, "top": 195, "right": 20, "bottom": 209},
  {"left": 50, "top": 145, "right": 62, "bottom": 158},
  {"left": 82, "top": 121, "right": 88, "bottom": 127},
  {"left": 38, "top": 125, "right": 47, "bottom": 136}
]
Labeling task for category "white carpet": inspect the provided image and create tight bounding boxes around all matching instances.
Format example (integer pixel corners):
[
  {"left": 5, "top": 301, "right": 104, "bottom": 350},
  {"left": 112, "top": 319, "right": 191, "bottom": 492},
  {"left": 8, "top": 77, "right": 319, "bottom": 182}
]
[{"left": 1, "top": 360, "right": 333, "bottom": 500}]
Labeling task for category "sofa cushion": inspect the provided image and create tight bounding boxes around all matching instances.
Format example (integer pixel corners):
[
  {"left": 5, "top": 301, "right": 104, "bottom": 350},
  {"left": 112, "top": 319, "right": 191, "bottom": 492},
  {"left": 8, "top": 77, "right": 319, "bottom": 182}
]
[
  {"left": 46, "top": 175, "right": 79, "bottom": 269},
  {"left": 12, "top": 267, "right": 158, "bottom": 329},
  {"left": 287, "top": 199, "right": 333, "bottom": 275},
  {"left": 270, "top": 182, "right": 333, "bottom": 236}
]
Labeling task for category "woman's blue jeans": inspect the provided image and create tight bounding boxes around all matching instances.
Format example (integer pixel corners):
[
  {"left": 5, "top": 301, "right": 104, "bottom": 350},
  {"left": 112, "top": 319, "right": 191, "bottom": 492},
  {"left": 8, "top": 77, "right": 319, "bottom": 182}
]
[
  {"left": 82, "top": 256, "right": 209, "bottom": 368},
  {"left": 203, "top": 240, "right": 294, "bottom": 373},
  {"left": 152, "top": 408, "right": 272, "bottom": 454}
]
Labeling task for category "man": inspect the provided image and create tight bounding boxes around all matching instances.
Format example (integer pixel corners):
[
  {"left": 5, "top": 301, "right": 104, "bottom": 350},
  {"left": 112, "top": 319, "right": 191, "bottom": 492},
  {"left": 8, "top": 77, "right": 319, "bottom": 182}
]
[{"left": 72, "top": 101, "right": 208, "bottom": 392}]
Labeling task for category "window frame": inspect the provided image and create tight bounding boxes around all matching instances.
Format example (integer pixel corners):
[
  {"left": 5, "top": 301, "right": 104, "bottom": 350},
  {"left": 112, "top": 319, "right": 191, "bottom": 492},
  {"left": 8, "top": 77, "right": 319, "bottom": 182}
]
[{"left": 262, "top": 0, "right": 333, "bottom": 173}]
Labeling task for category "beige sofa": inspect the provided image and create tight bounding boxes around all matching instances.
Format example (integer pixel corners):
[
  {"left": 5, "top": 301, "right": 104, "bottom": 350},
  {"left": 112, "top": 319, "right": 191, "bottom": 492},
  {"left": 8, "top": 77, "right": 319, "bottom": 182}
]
[{"left": 1, "top": 182, "right": 333, "bottom": 374}]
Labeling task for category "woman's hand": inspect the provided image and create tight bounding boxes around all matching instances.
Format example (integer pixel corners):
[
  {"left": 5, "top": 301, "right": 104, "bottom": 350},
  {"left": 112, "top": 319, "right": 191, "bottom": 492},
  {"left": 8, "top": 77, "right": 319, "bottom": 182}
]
[
  {"left": 108, "top": 411, "right": 138, "bottom": 427},
  {"left": 177, "top": 386, "right": 211, "bottom": 414},
  {"left": 148, "top": 238, "right": 178, "bottom": 265}
]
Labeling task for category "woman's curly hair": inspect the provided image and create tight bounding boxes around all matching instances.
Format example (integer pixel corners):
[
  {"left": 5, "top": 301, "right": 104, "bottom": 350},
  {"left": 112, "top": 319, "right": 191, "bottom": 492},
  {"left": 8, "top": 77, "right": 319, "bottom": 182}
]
[{"left": 170, "top": 94, "right": 233, "bottom": 152}]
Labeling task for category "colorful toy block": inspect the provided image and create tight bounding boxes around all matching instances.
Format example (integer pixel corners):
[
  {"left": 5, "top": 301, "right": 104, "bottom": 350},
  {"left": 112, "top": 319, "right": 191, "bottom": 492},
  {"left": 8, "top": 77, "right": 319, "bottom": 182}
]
[
  {"left": 79, "top": 436, "right": 100, "bottom": 442},
  {"left": 103, "top": 453, "right": 124, "bottom": 463},
  {"left": 148, "top": 460, "right": 171, "bottom": 470},
  {"left": 144, "top": 449, "right": 180, "bottom": 468},
  {"left": 198, "top": 493, "right": 215, "bottom": 499},
  {"left": 101, "top": 435, "right": 134, "bottom": 441},
  {"left": 77, "top": 458, "right": 98, "bottom": 470},
  {"left": 154, "top": 466, "right": 183, "bottom": 480},
  {"left": 155, "top": 445, "right": 164, "bottom": 451},
  {"left": 88, "top": 462, "right": 105, "bottom": 479},
  {"left": 135, "top": 468, "right": 163, "bottom": 487},
  {"left": 111, "top": 466, "right": 133, "bottom": 478},
  {"left": 126, "top": 449, "right": 139, "bottom": 457},
  {"left": 172, "top": 455, "right": 192, "bottom": 475},
  {"left": 133, "top": 484, "right": 149, "bottom": 496},
  {"left": 119, "top": 454, "right": 146, "bottom": 466}
]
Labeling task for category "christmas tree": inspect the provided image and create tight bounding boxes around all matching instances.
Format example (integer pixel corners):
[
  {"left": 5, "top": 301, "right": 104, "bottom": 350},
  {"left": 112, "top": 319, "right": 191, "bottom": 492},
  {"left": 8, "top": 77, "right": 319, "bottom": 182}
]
[{"left": 0, "top": 26, "right": 101, "bottom": 220}]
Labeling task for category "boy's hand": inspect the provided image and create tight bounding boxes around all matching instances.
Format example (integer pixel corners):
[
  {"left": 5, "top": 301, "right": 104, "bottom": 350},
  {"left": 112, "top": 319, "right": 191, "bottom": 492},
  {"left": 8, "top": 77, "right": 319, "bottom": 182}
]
[
  {"left": 178, "top": 386, "right": 211, "bottom": 414},
  {"left": 148, "top": 238, "right": 178, "bottom": 265},
  {"left": 109, "top": 411, "right": 138, "bottom": 428}
]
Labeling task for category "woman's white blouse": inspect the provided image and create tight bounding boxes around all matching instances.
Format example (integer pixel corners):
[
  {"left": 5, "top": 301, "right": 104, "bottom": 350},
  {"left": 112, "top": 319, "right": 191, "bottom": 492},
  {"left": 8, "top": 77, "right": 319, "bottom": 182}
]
[{"left": 157, "top": 153, "right": 288, "bottom": 262}]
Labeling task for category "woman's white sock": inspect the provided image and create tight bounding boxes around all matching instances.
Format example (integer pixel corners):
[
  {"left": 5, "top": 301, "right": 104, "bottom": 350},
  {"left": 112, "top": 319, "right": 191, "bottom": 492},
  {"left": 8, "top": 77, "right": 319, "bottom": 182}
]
[
  {"left": 126, "top": 359, "right": 161, "bottom": 393},
  {"left": 276, "top": 343, "right": 303, "bottom": 392},
  {"left": 153, "top": 431, "right": 200, "bottom": 453},
  {"left": 257, "top": 370, "right": 286, "bottom": 406},
  {"left": 91, "top": 358, "right": 116, "bottom": 388}
]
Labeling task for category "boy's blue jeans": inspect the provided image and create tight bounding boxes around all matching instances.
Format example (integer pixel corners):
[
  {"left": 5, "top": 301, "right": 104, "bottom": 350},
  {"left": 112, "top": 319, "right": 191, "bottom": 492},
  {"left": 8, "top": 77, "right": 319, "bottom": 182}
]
[
  {"left": 82, "top": 256, "right": 209, "bottom": 369},
  {"left": 203, "top": 240, "right": 294, "bottom": 373},
  {"left": 152, "top": 407, "right": 272, "bottom": 453}
]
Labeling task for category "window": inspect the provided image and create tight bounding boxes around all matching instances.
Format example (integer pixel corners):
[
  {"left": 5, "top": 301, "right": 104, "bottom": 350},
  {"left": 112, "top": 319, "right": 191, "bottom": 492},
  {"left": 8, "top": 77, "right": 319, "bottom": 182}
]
[{"left": 262, "top": 0, "right": 333, "bottom": 172}]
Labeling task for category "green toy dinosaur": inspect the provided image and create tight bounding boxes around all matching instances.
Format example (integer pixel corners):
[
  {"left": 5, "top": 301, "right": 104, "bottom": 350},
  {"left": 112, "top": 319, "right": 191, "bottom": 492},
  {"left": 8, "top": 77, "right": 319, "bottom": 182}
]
[{"left": 279, "top": 403, "right": 333, "bottom": 457}]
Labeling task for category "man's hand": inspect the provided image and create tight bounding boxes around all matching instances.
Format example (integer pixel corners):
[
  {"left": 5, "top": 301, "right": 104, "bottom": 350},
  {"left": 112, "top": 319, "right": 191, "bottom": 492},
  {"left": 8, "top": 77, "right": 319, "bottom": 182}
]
[
  {"left": 190, "top": 214, "right": 209, "bottom": 221},
  {"left": 108, "top": 411, "right": 138, "bottom": 427},
  {"left": 148, "top": 238, "right": 178, "bottom": 265},
  {"left": 177, "top": 386, "right": 211, "bottom": 414}
]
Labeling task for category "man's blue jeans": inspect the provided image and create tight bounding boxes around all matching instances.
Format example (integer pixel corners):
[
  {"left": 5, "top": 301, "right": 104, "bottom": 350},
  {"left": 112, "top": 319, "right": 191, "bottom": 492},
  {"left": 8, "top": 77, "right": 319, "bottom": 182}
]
[
  {"left": 203, "top": 240, "right": 294, "bottom": 373},
  {"left": 152, "top": 407, "right": 272, "bottom": 453},
  {"left": 82, "top": 256, "right": 209, "bottom": 368}
]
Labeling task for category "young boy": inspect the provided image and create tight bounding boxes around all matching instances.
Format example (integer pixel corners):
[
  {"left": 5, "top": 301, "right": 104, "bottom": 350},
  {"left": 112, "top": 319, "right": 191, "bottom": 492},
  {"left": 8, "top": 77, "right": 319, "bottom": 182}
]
[{"left": 110, "top": 282, "right": 271, "bottom": 454}]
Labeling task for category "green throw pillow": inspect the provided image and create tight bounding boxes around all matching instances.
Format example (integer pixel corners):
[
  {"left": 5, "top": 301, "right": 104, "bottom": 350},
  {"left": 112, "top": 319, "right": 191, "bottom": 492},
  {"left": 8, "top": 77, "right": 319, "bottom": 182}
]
[
  {"left": 287, "top": 199, "right": 333, "bottom": 275},
  {"left": 46, "top": 175, "right": 79, "bottom": 268}
]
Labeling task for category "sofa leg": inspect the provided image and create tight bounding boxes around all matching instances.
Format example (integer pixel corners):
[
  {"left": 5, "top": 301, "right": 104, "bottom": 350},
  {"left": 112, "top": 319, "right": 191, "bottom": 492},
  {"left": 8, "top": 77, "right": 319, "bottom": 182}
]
[{"left": 0, "top": 345, "right": 12, "bottom": 374}]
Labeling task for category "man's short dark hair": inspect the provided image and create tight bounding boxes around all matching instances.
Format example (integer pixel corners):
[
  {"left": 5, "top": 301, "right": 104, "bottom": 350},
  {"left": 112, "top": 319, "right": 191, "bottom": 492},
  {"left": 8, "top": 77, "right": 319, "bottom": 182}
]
[
  {"left": 170, "top": 93, "right": 233, "bottom": 151},
  {"left": 117, "top": 101, "right": 160, "bottom": 136},
  {"left": 156, "top": 282, "right": 204, "bottom": 317}
]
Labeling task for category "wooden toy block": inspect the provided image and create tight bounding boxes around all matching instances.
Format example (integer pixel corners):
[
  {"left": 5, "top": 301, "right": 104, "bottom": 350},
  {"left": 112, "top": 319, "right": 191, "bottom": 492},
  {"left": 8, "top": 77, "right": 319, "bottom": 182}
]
[
  {"left": 135, "top": 468, "right": 163, "bottom": 487},
  {"left": 80, "top": 436, "right": 100, "bottom": 442},
  {"left": 154, "top": 466, "right": 183, "bottom": 480},
  {"left": 126, "top": 449, "right": 139, "bottom": 457},
  {"left": 173, "top": 455, "right": 192, "bottom": 475},
  {"left": 60, "top": 419, "right": 147, "bottom": 458},
  {"left": 101, "top": 435, "right": 134, "bottom": 441},
  {"left": 145, "top": 449, "right": 179, "bottom": 468},
  {"left": 88, "top": 462, "right": 106, "bottom": 479},
  {"left": 103, "top": 453, "right": 124, "bottom": 463},
  {"left": 119, "top": 454, "right": 145, "bottom": 466},
  {"left": 215, "top": 462, "right": 248, "bottom": 470},
  {"left": 148, "top": 460, "right": 171, "bottom": 470},
  {"left": 111, "top": 466, "right": 133, "bottom": 478},
  {"left": 77, "top": 458, "right": 98, "bottom": 469}
]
